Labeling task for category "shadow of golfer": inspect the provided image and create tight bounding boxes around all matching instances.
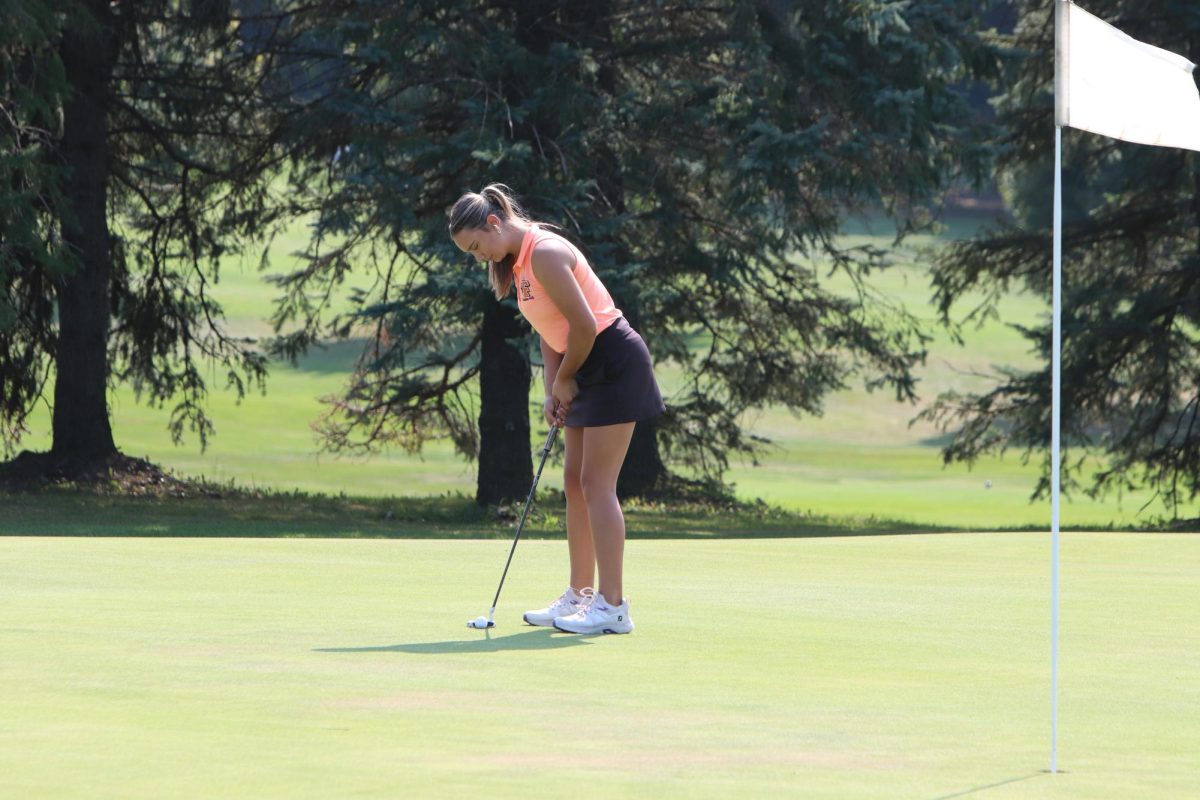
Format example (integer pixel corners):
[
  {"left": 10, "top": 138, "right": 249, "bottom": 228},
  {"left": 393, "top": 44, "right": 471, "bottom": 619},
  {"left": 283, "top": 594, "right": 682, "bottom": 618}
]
[
  {"left": 315, "top": 627, "right": 590, "bottom": 655},
  {"left": 929, "top": 772, "right": 1047, "bottom": 800}
]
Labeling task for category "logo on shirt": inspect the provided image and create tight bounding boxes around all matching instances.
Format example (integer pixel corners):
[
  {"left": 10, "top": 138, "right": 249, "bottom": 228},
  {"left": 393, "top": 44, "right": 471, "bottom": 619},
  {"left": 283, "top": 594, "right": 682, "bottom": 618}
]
[{"left": 519, "top": 277, "right": 534, "bottom": 302}]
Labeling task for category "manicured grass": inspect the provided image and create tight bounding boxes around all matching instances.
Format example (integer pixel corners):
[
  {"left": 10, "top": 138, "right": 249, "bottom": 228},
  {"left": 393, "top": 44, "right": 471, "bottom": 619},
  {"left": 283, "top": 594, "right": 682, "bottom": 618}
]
[{"left": 1, "top": 533, "right": 1196, "bottom": 799}]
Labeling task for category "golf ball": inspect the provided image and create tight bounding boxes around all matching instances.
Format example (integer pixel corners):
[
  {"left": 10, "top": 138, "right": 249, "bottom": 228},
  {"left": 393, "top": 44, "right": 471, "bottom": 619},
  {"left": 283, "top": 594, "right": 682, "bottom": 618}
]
[
  {"left": 474, "top": 616, "right": 489, "bottom": 628},
  {"left": 985, "top": 480, "right": 993, "bottom": 489}
]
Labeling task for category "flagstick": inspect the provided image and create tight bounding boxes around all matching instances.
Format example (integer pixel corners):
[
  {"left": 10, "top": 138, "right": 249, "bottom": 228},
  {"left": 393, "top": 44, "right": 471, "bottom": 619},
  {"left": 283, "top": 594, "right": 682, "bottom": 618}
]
[
  {"left": 1051, "top": 1, "right": 1068, "bottom": 775},
  {"left": 1050, "top": 123, "right": 1063, "bottom": 776},
  {"left": 1050, "top": 0, "right": 1200, "bottom": 776}
]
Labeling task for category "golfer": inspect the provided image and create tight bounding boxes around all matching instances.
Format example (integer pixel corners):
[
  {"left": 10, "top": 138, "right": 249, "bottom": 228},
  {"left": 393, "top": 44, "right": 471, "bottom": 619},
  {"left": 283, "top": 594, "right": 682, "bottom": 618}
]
[{"left": 450, "top": 184, "right": 664, "bottom": 634}]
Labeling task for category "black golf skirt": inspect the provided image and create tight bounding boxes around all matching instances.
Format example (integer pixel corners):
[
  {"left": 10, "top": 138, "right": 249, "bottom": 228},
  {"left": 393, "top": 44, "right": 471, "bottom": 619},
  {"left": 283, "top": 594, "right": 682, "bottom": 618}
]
[{"left": 565, "top": 317, "right": 665, "bottom": 428}]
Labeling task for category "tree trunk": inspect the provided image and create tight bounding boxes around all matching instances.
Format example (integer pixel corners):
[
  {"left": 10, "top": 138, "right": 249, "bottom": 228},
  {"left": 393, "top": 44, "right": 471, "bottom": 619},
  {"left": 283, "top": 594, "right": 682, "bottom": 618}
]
[
  {"left": 52, "top": 1, "right": 117, "bottom": 461},
  {"left": 615, "top": 306, "right": 667, "bottom": 499},
  {"left": 492, "top": 0, "right": 668, "bottom": 500},
  {"left": 583, "top": 1, "right": 669, "bottom": 498},
  {"left": 619, "top": 415, "right": 665, "bottom": 499},
  {"left": 476, "top": 297, "right": 534, "bottom": 505}
]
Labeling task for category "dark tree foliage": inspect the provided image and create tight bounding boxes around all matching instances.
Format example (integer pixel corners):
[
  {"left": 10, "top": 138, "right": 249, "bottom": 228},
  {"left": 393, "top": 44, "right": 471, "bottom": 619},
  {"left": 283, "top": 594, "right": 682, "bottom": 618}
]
[
  {"left": 0, "top": 1, "right": 344, "bottom": 473},
  {"left": 1, "top": 0, "right": 1003, "bottom": 500},
  {"left": 271, "top": 0, "right": 1003, "bottom": 499},
  {"left": 924, "top": 1, "right": 1200, "bottom": 514},
  {"left": 0, "top": 1, "right": 69, "bottom": 446}
]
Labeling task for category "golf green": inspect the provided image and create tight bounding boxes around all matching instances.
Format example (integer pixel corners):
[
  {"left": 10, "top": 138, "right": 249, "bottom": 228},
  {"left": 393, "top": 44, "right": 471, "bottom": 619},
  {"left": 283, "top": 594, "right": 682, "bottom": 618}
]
[{"left": 1, "top": 534, "right": 1196, "bottom": 798}]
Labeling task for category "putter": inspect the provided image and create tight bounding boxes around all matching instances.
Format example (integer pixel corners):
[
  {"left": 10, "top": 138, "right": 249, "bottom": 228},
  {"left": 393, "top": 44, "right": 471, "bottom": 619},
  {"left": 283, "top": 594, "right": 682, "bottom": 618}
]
[{"left": 468, "top": 424, "right": 561, "bottom": 629}]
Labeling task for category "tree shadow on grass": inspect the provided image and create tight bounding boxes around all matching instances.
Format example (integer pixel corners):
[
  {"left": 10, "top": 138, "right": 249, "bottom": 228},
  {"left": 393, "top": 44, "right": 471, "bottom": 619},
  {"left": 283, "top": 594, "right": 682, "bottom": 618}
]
[{"left": 314, "top": 627, "right": 590, "bottom": 655}]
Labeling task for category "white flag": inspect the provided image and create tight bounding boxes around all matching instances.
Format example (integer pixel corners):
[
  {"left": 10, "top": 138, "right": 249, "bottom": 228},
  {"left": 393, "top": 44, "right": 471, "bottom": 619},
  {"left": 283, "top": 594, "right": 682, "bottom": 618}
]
[{"left": 1056, "top": 0, "right": 1200, "bottom": 151}]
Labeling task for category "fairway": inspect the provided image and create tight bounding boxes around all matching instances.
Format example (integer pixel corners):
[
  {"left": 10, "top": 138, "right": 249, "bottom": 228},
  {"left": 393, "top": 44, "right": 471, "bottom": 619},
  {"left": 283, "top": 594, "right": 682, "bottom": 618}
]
[{"left": 2, "top": 534, "right": 1196, "bottom": 799}]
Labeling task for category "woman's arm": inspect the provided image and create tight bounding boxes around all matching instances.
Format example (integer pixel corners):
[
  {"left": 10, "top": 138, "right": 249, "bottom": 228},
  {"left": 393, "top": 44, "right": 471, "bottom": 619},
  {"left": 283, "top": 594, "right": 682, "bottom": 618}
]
[
  {"left": 541, "top": 338, "right": 565, "bottom": 425},
  {"left": 541, "top": 338, "right": 563, "bottom": 395},
  {"left": 531, "top": 239, "right": 597, "bottom": 410}
]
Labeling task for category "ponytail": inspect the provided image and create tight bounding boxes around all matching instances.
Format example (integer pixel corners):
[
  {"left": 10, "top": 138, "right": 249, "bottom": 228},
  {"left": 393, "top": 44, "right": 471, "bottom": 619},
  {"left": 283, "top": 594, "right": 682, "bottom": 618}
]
[{"left": 448, "top": 183, "right": 531, "bottom": 300}]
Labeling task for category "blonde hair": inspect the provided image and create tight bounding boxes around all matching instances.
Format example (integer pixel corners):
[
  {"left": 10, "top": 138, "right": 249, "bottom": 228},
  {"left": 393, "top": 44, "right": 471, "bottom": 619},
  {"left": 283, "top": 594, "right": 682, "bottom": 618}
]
[{"left": 448, "top": 183, "right": 531, "bottom": 299}]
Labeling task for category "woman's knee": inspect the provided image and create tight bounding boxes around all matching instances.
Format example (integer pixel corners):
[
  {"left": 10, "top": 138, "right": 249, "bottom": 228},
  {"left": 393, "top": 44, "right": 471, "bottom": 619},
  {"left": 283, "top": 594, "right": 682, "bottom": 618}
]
[
  {"left": 563, "top": 464, "right": 584, "bottom": 498},
  {"left": 579, "top": 469, "right": 617, "bottom": 505}
]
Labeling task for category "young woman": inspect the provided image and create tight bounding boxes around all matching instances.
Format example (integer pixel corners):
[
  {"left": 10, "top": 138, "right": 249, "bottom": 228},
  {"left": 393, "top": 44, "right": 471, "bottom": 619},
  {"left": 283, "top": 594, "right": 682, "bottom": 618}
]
[{"left": 449, "top": 184, "right": 664, "bottom": 634}]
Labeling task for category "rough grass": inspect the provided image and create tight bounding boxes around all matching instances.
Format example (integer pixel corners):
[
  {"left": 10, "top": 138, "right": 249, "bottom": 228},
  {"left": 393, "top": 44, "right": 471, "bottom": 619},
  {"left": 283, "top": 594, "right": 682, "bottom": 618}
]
[
  {"left": 0, "top": 487, "right": 957, "bottom": 539},
  {"left": 5, "top": 483, "right": 1194, "bottom": 540}
]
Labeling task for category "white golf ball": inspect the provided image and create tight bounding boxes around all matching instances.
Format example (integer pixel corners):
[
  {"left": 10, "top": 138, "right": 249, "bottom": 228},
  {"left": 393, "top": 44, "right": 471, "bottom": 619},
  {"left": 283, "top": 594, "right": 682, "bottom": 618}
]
[
  {"left": 474, "top": 616, "right": 489, "bottom": 628},
  {"left": 985, "top": 480, "right": 993, "bottom": 489}
]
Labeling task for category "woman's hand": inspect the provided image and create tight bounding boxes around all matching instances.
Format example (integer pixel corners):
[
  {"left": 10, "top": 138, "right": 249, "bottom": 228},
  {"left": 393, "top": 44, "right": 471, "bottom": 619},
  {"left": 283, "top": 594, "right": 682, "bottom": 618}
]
[
  {"left": 543, "top": 397, "right": 566, "bottom": 427},
  {"left": 550, "top": 375, "right": 578, "bottom": 424}
]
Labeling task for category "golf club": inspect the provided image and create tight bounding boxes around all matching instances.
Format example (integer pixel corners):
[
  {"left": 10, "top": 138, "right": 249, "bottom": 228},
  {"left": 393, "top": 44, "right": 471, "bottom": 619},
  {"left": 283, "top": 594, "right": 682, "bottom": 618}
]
[{"left": 467, "top": 423, "right": 561, "bottom": 629}]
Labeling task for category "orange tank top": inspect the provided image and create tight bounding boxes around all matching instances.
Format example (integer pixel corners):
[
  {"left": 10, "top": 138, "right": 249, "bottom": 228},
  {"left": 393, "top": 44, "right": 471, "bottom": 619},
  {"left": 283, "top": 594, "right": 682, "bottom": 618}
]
[{"left": 512, "top": 227, "right": 622, "bottom": 354}]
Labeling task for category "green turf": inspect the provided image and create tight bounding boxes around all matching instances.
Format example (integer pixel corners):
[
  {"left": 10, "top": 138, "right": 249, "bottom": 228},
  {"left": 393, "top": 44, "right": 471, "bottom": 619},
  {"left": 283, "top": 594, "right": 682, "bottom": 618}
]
[{"left": 1, "top": 534, "right": 1196, "bottom": 799}]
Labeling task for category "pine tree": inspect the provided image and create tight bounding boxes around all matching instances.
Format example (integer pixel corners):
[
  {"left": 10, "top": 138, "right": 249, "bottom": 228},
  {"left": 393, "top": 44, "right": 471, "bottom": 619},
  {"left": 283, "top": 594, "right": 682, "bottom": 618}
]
[
  {"left": 1, "top": 1, "right": 71, "bottom": 449},
  {"left": 1, "top": 1, "right": 1003, "bottom": 502},
  {"left": 274, "top": 0, "right": 1004, "bottom": 502},
  {"left": 0, "top": 1, "right": 346, "bottom": 479},
  {"left": 925, "top": 1, "right": 1200, "bottom": 515}
]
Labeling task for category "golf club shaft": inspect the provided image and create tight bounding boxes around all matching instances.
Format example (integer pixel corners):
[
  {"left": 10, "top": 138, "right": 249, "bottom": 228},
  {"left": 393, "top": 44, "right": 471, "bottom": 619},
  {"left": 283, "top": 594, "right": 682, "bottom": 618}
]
[{"left": 489, "top": 424, "right": 560, "bottom": 614}]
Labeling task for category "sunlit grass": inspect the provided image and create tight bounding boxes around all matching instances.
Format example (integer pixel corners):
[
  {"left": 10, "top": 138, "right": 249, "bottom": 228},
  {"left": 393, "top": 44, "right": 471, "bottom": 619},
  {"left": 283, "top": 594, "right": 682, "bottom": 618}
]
[{"left": 2, "top": 534, "right": 1196, "bottom": 798}]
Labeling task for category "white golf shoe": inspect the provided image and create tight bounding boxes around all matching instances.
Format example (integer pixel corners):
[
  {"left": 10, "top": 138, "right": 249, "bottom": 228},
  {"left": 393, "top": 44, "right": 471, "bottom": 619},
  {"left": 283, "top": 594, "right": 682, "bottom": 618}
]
[
  {"left": 523, "top": 587, "right": 593, "bottom": 627},
  {"left": 553, "top": 592, "right": 633, "bottom": 634}
]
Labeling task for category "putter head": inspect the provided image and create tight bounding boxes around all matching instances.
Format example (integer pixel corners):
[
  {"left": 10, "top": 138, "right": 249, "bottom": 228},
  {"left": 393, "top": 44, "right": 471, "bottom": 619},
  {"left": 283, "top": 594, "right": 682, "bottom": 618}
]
[{"left": 466, "top": 618, "right": 495, "bottom": 629}]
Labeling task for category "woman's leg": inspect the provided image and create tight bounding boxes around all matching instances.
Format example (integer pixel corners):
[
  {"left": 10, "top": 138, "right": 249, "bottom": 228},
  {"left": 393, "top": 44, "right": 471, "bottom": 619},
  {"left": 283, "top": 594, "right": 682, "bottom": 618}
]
[
  {"left": 580, "top": 422, "right": 636, "bottom": 603},
  {"left": 562, "top": 425, "right": 595, "bottom": 592}
]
